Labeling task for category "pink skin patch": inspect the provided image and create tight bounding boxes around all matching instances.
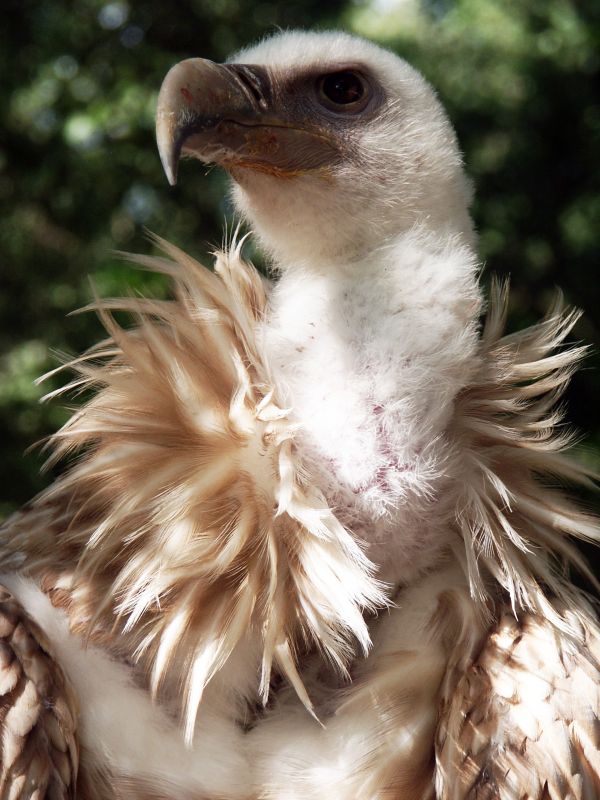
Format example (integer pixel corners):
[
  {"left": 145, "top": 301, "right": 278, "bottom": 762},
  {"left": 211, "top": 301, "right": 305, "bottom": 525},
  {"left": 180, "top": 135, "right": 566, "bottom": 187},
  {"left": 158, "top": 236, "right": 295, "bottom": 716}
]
[
  {"left": 180, "top": 87, "right": 193, "bottom": 104},
  {"left": 350, "top": 403, "right": 409, "bottom": 495}
]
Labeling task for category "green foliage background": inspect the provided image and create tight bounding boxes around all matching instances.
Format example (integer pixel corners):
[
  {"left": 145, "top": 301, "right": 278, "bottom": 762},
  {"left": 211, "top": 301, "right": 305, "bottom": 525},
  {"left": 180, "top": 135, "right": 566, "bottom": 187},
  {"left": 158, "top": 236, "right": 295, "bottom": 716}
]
[{"left": 1, "top": 0, "right": 599, "bottom": 519}]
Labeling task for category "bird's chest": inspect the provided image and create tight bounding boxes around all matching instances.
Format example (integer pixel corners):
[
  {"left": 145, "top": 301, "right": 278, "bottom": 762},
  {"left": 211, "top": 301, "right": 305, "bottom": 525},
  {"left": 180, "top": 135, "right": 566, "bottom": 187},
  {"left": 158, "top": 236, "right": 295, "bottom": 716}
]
[
  {"left": 271, "top": 319, "right": 397, "bottom": 493},
  {"left": 264, "top": 282, "right": 440, "bottom": 570}
]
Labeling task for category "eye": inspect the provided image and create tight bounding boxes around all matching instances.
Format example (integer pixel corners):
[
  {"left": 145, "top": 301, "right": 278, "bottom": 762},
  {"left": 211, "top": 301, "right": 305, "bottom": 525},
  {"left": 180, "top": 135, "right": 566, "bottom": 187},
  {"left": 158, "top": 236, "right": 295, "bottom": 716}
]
[{"left": 317, "top": 71, "right": 370, "bottom": 112}]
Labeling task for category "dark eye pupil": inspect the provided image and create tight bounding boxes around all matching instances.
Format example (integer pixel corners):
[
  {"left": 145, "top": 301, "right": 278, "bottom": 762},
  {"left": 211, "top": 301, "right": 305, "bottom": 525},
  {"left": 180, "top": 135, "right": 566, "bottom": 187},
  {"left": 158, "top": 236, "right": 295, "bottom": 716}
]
[{"left": 321, "top": 71, "right": 364, "bottom": 105}]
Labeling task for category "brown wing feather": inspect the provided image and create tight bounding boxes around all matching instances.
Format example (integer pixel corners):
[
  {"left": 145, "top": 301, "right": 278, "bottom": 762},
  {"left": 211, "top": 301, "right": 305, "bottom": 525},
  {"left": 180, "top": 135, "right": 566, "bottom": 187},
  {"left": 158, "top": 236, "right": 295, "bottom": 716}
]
[
  {"left": 0, "top": 585, "right": 79, "bottom": 798},
  {"left": 435, "top": 604, "right": 600, "bottom": 800}
]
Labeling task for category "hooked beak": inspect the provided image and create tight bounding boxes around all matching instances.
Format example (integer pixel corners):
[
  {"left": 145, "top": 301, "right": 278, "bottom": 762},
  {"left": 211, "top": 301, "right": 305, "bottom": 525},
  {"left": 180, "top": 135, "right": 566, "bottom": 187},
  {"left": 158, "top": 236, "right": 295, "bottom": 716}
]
[{"left": 156, "top": 58, "right": 340, "bottom": 185}]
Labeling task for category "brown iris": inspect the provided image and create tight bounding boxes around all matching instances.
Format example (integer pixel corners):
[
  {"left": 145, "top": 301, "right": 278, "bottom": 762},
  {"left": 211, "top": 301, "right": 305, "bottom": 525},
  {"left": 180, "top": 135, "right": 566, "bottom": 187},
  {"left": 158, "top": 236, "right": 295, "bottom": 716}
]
[{"left": 317, "top": 71, "right": 369, "bottom": 112}]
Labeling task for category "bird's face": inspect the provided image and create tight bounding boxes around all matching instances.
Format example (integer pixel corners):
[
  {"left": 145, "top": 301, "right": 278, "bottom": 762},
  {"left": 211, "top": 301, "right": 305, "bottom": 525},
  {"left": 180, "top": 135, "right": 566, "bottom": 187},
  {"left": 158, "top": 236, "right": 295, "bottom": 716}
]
[{"left": 157, "top": 31, "right": 474, "bottom": 268}]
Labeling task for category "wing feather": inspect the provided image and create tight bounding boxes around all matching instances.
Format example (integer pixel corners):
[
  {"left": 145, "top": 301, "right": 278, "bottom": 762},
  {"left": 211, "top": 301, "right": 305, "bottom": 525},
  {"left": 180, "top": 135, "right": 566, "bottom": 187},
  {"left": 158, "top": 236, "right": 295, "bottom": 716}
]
[
  {"left": 0, "top": 585, "right": 79, "bottom": 798},
  {"left": 436, "top": 604, "right": 600, "bottom": 800}
]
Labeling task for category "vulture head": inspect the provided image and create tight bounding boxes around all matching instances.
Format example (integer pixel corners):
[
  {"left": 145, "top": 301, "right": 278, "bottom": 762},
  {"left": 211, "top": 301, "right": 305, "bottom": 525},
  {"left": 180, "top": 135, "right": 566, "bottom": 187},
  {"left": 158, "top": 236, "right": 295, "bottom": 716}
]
[{"left": 157, "top": 30, "right": 475, "bottom": 267}]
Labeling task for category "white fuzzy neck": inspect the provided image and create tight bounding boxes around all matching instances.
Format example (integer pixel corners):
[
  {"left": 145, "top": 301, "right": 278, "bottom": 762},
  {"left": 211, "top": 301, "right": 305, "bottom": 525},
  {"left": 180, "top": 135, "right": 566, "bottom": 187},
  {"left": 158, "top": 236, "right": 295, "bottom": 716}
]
[
  {"left": 264, "top": 227, "right": 482, "bottom": 586},
  {"left": 233, "top": 169, "right": 477, "bottom": 271}
]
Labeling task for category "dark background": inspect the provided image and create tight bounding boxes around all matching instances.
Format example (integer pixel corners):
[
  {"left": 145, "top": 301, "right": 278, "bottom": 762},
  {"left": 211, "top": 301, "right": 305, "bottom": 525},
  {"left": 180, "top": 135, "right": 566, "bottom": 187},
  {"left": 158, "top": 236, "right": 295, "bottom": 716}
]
[{"left": 1, "top": 0, "right": 599, "bottom": 523}]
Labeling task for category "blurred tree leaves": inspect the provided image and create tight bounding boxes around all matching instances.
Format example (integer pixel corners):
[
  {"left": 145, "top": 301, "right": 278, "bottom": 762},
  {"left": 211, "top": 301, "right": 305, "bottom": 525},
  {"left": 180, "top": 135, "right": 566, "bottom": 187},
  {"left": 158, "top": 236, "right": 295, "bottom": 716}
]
[
  {"left": 0, "top": 0, "right": 348, "bottom": 514},
  {"left": 0, "top": 0, "right": 598, "bottom": 516}
]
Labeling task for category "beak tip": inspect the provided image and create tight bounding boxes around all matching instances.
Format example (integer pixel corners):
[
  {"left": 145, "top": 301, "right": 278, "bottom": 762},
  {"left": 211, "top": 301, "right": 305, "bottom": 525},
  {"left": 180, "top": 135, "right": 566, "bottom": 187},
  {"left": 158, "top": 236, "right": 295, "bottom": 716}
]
[
  {"left": 164, "top": 162, "right": 178, "bottom": 187},
  {"left": 157, "top": 133, "right": 179, "bottom": 186}
]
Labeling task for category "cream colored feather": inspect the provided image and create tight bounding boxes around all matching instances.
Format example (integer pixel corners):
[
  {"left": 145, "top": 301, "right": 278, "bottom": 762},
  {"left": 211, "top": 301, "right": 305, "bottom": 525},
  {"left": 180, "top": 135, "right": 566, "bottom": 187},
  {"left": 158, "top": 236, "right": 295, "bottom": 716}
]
[
  {"left": 1, "top": 238, "right": 599, "bottom": 799},
  {"left": 2, "top": 237, "right": 385, "bottom": 742},
  {"left": 3, "top": 241, "right": 599, "bottom": 798},
  {"left": 452, "top": 280, "right": 599, "bottom": 617}
]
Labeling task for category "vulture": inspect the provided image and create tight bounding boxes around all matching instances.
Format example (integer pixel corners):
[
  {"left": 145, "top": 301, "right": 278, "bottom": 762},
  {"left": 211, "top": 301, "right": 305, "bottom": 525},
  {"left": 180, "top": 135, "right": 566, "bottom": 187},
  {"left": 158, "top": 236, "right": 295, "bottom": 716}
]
[{"left": 1, "top": 28, "right": 600, "bottom": 800}]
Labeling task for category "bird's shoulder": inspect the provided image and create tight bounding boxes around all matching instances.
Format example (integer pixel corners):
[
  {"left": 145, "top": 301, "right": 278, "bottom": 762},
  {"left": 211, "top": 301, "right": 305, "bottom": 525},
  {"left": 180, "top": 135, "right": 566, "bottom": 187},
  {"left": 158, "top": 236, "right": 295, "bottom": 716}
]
[
  {"left": 0, "top": 584, "right": 79, "bottom": 798},
  {"left": 436, "top": 603, "right": 600, "bottom": 800}
]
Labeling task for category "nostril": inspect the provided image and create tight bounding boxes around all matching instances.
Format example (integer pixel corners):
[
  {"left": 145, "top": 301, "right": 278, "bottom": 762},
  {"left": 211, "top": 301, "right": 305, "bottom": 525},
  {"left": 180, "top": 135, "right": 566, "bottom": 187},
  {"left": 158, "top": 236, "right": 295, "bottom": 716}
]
[{"left": 228, "top": 64, "right": 270, "bottom": 110}]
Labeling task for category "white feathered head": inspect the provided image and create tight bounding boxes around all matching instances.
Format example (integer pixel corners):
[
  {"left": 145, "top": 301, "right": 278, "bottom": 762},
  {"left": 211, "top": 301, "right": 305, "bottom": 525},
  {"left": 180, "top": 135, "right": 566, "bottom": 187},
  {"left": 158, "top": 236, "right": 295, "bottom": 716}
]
[{"left": 157, "top": 30, "right": 475, "bottom": 266}]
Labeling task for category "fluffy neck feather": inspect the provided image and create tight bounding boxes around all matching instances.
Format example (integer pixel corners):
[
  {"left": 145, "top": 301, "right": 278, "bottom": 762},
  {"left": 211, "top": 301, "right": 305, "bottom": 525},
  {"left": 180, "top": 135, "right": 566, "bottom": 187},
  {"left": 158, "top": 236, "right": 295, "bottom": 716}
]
[
  {"left": 1, "top": 235, "right": 598, "bottom": 743},
  {"left": 1, "top": 239, "right": 386, "bottom": 741},
  {"left": 451, "top": 282, "right": 600, "bottom": 622},
  {"left": 231, "top": 168, "right": 476, "bottom": 268},
  {"left": 263, "top": 227, "right": 482, "bottom": 584}
]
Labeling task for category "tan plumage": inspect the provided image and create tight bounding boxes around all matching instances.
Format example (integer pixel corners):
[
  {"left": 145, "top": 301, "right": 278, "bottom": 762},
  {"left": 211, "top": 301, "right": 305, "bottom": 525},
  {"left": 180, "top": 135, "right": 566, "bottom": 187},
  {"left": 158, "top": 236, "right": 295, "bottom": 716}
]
[
  {"left": 436, "top": 607, "right": 600, "bottom": 799},
  {"left": 453, "top": 282, "right": 598, "bottom": 617},
  {"left": 1, "top": 237, "right": 384, "bottom": 743},
  {"left": 2, "top": 242, "right": 599, "bottom": 799},
  {"left": 0, "top": 586, "right": 78, "bottom": 798}
]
